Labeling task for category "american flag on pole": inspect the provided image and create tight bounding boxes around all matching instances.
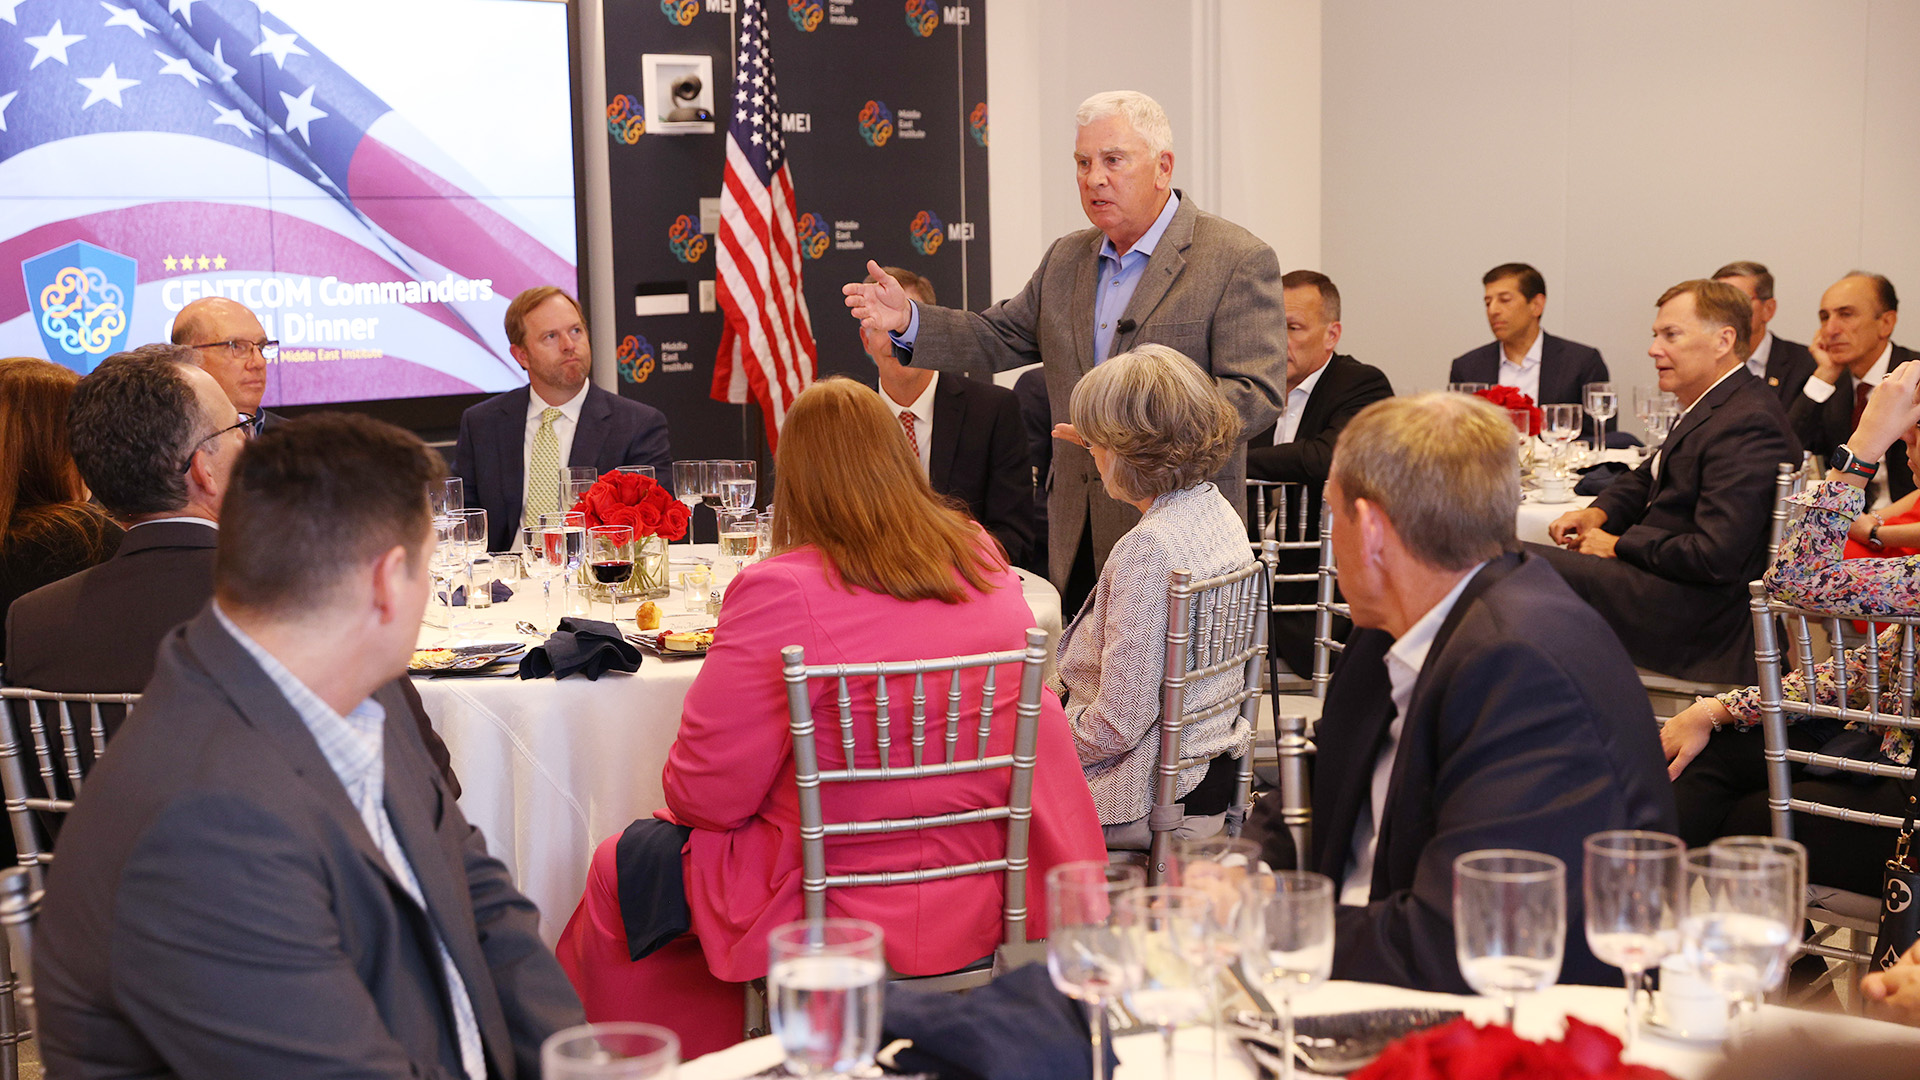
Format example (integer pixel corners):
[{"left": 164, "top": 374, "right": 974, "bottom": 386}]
[{"left": 713, "top": 0, "right": 815, "bottom": 447}]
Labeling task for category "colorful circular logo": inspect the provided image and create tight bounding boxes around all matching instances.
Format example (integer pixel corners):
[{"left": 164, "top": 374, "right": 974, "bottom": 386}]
[
  {"left": 668, "top": 215, "right": 708, "bottom": 263},
  {"left": 904, "top": 0, "right": 940, "bottom": 36},
  {"left": 968, "top": 102, "right": 988, "bottom": 147},
  {"left": 858, "top": 100, "right": 893, "bottom": 147},
  {"left": 788, "top": 0, "right": 823, "bottom": 31},
  {"left": 909, "top": 211, "right": 944, "bottom": 256},
  {"left": 660, "top": 0, "right": 697, "bottom": 26},
  {"left": 797, "top": 212, "right": 830, "bottom": 260},
  {"left": 617, "top": 334, "right": 657, "bottom": 384},
  {"left": 607, "top": 94, "right": 644, "bottom": 144}
]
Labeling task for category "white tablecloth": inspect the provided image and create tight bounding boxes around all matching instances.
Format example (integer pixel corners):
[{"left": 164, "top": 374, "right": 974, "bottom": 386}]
[
  {"left": 1516, "top": 491, "right": 1595, "bottom": 546},
  {"left": 680, "top": 980, "right": 1920, "bottom": 1080},
  {"left": 414, "top": 545, "right": 1063, "bottom": 944}
]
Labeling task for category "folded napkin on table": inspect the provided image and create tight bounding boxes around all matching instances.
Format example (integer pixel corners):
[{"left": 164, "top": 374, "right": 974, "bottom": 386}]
[
  {"left": 883, "top": 962, "right": 1116, "bottom": 1080},
  {"left": 439, "top": 579, "right": 515, "bottom": 606},
  {"left": 1574, "top": 461, "right": 1631, "bottom": 496},
  {"left": 517, "top": 617, "right": 642, "bottom": 680}
]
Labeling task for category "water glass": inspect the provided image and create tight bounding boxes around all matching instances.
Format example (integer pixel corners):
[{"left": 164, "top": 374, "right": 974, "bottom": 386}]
[
  {"left": 1239, "top": 871, "right": 1334, "bottom": 1080},
  {"left": 521, "top": 525, "right": 562, "bottom": 626},
  {"left": 1541, "top": 403, "right": 1581, "bottom": 476},
  {"left": 1453, "top": 850, "right": 1565, "bottom": 1028},
  {"left": 671, "top": 460, "right": 711, "bottom": 545},
  {"left": 1172, "top": 836, "right": 1268, "bottom": 1079},
  {"left": 1448, "top": 382, "right": 1491, "bottom": 395},
  {"left": 1115, "top": 886, "right": 1213, "bottom": 1080},
  {"left": 767, "top": 919, "right": 885, "bottom": 1078},
  {"left": 1682, "top": 847, "right": 1796, "bottom": 1039},
  {"left": 541, "top": 511, "right": 588, "bottom": 617},
  {"left": 1583, "top": 831, "right": 1684, "bottom": 1047},
  {"left": 430, "top": 476, "right": 464, "bottom": 520},
  {"left": 1584, "top": 381, "right": 1617, "bottom": 446},
  {"left": 542, "top": 1021, "right": 678, "bottom": 1079},
  {"left": 716, "top": 459, "right": 758, "bottom": 510},
  {"left": 1047, "top": 862, "right": 1147, "bottom": 1080},
  {"left": 446, "top": 508, "right": 488, "bottom": 631},
  {"left": 587, "top": 525, "right": 634, "bottom": 623}
]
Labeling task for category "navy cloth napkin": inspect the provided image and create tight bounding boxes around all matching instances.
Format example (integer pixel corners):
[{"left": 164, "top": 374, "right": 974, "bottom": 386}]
[
  {"left": 883, "top": 962, "right": 1117, "bottom": 1080},
  {"left": 438, "top": 579, "right": 514, "bottom": 606},
  {"left": 615, "top": 818, "right": 694, "bottom": 960},
  {"left": 517, "top": 617, "right": 642, "bottom": 680},
  {"left": 1575, "top": 461, "right": 1631, "bottom": 496}
]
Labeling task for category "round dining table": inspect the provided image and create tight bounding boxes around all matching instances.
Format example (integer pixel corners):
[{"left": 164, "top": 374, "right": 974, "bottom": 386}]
[{"left": 412, "top": 544, "right": 1065, "bottom": 944}]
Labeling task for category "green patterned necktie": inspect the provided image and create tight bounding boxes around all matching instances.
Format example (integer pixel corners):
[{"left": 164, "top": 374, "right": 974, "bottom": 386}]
[{"left": 525, "top": 407, "right": 564, "bottom": 526}]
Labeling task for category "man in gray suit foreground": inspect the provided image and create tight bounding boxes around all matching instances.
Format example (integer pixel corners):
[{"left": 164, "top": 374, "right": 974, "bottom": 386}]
[
  {"left": 844, "top": 89, "right": 1286, "bottom": 612},
  {"left": 37, "top": 414, "right": 582, "bottom": 1078}
]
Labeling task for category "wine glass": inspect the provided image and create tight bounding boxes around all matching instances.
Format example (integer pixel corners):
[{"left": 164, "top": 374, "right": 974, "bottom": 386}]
[
  {"left": 1711, "top": 836, "right": 1807, "bottom": 979},
  {"left": 616, "top": 464, "right": 656, "bottom": 482},
  {"left": 541, "top": 511, "right": 587, "bottom": 619},
  {"left": 1682, "top": 847, "right": 1797, "bottom": 1040},
  {"left": 429, "top": 517, "right": 462, "bottom": 637},
  {"left": 542, "top": 1022, "right": 678, "bottom": 1079},
  {"left": 671, "top": 460, "right": 710, "bottom": 549},
  {"left": 1541, "top": 404, "right": 1581, "bottom": 478},
  {"left": 1583, "top": 831, "right": 1684, "bottom": 1048},
  {"left": 716, "top": 459, "right": 758, "bottom": 510},
  {"left": 446, "top": 508, "right": 487, "bottom": 632},
  {"left": 1453, "top": 850, "right": 1565, "bottom": 1029},
  {"left": 1115, "top": 886, "right": 1213, "bottom": 1080},
  {"left": 1506, "top": 408, "right": 1536, "bottom": 477},
  {"left": 430, "top": 476, "right": 464, "bottom": 520},
  {"left": 1584, "top": 382, "right": 1617, "bottom": 448},
  {"left": 1173, "top": 836, "right": 1268, "bottom": 1080},
  {"left": 767, "top": 919, "right": 885, "bottom": 1078},
  {"left": 1047, "top": 862, "right": 1147, "bottom": 1080},
  {"left": 521, "top": 524, "right": 564, "bottom": 628},
  {"left": 586, "top": 525, "right": 633, "bottom": 623},
  {"left": 1238, "top": 870, "right": 1334, "bottom": 1080}
]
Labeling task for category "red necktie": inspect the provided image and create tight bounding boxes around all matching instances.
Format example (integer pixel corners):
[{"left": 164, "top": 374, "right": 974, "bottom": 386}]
[
  {"left": 1855, "top": 381, "right": 1874, "bottom": 429},
  {"left": 898, "top": 409, "right": 917, "bottom": 454}
]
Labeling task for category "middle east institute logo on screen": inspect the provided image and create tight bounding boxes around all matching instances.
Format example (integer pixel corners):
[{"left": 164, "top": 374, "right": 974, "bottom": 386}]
[{"left": 24, "top": 240, "right": 135, "bottom": 373}]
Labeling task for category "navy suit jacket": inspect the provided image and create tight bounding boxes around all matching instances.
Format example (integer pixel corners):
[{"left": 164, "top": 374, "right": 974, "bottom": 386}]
[
  {"left": 1245, "top": 353, "right": 1395, "bottom": 490},
  {"left": 1758, "top": 335, "right": 1818, "bottom": 406},
  {"left": 1784, "top": 343, "right": 1917, "bottom": 502},
  {"left": 926, "top": 375, "right": 1035, "bottom": 567},
  {"left": 1448, "top": 332, "right": 1609, "bottom": 421},
  {"left": 451, "top": 385, "right": 672, "bottom": 552},
  {"left": 1254, "top": 553, "right": 1676, "bottom": 992}
]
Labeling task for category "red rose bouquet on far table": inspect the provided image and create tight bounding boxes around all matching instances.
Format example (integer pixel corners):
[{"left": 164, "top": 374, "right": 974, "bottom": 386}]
[
  {"left": 567, "top": 471, "right": 687, "bottom": 596},
  {"left": 1354, "top": 1017, "right": 1675, "bottom": 1080},
  {"left": 1476, "top": 385, "right": 1543, "bottom": 437}
]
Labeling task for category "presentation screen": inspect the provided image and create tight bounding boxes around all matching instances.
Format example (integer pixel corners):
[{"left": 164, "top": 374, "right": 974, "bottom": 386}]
[{"left": 0, "top": 0, "right": 578, "bottom": 407}]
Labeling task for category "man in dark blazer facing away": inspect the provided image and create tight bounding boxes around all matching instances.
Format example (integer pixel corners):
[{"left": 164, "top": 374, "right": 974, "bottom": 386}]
[
  {"left": 1782, "top": 272, "right": 1914, "bottom": 503},
  {"left": 1536, "top": 280, "right": 1801, "bottom": 684},
  {"left": 1713, "top": 260, "right": 1817, "bottom": 406},
  {"left": 36, "top": 414, "right": 583, "bottom": 1078},
  {"left": 862, "top": 266, "right": 1034, "bottom": 565},
  {"left": 453, "top": 286, "right": 672, "bottom": 552},
  {"left": 1245, "top": 270, "right": 1394, "bottom": 676},
  {"left": 844, "top": 90, "right": 1285, "bottom": 614},
  {"left": 1247, "top": 393, "right": 1675, "bottom": 991},
  {"left": 1448, "top": 263, "right": 1608, "bottom": 433}
]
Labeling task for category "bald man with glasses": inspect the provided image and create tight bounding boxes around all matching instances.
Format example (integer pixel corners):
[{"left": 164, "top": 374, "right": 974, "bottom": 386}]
[{"left": 173, "top": 296, "right": 284, "bottom": 434}]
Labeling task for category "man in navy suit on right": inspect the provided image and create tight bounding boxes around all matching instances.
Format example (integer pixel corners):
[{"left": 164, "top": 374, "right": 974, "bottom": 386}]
[
  {"left": 1448, "top": 263, "right": 1607, "bottom": 420},
  {"left": 452, "top": 287, "right": 672, "bottom": 552}
]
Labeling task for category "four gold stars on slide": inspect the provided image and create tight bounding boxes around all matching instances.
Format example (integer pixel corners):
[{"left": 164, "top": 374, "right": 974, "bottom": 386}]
[{"left": 161, "top": 254, "right": 228, "bottom": 271}]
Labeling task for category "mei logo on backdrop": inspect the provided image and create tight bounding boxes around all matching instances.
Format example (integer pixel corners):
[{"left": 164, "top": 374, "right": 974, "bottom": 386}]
[
  {"left": 904, "top": 0, "right": 939, "bottom": 36},
  {"left": 618, "top": 334, "right": 657, "bottom": 384},
  {"left": 909, "top": 211, "right": 944, "bottom": 255},
  {"left": 668, "top": 215, "right": 708, "bottom": 263},
  {"left": 797, "top": 213, "right": 830, "bottom": 259},
  {"left": 661, "top": 0, "right": 698, "bottom": 25},
  {"left": 858, "top": 100, "right": 893, "bottom": 146},
  {"left": 607, "top": 95, "right": 644, "bottom": 144},
  {"left": 789, "top": 0, "right": 823, "bottom": 31},
  {"left": 25, "top": 240, "right": 135, "bottom": 373}
]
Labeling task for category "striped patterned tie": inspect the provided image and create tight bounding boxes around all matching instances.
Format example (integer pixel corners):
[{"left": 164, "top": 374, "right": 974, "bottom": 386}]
[{"left": 525, "top": 407, "right": 564, "bottom": 526}]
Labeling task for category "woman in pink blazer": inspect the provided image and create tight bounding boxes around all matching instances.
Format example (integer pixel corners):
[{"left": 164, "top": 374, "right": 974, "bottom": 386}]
[{"left": 556, "top": 378, "right": 1105, "bottom": 1056}]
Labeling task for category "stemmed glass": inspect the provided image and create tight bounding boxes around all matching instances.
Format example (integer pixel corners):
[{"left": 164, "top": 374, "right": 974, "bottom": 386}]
[
  {"left": 1682, "top": 847, "right": 1797, "bottom": 1040},
  {"left": 1541, "top": 404, "right": 1581, "bottom": 478},
  {"left": 446, "top": 508, "right": 487, "bottom": 632},
  {"left": 615, "top": 464, "right": 656, "bottom": 482},
  {"left": 1115, "top": 886, "right": 1213, "bottom": 1080},
  {"left": 431, "top": 476, "right": 464, "bottom": 520},
  {"left": 716, "top": 459, "right": 758, "bottom": 510},
  {"left": 1584, "top": 382, "right": 1618, "bottom": 449},
  {"left": 671, "top": 460, "right": 711, "bottom": 549},
  {"left": 767, "top": 919, "right": 886, "bottom": 1078},
  {"left": 541, "top": 511, "right": 587, "bottom": 618},
  {"left": 1454, "top": 850, "right": 1565, "bottom": 1029},
  {"left": 1711, "top": 836, "right": 1808, "bottom": 989},
  {"left": 1174, "top": 836, "right": 1268, "bottom": 1080},
  {"left": 561, "top": 465, "right": 598, "bottom": 515},
  {"left": 1507, "top": 408, "right": 1536, "bottom": 477},
  {"left": 521, "top": 524, "right": 564, "bottom": 628},
  {"left": 1046, "top": 862, "right": 1146, "bottom": 1080},
  {"left": 429, "top": 517, "right": 463, "bottom": 636},
  {"left": 586, "top": 525, "right": 634, "bottom": 623},
  {"left": 1583, "top": 831, "right": 1684, "bottom": 1048},
  {"left": 1238, "top": 870, "right": 1335, "bottom": 1080}
]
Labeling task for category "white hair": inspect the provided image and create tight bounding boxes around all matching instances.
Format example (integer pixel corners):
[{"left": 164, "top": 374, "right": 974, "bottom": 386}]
[{"left": 1074, "top": 91, "right": 1173, "bottom": 158}]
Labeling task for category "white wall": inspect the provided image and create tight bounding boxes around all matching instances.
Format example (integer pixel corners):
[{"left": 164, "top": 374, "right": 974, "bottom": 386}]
[{"left": 1323, "top": 0, "right": 1920, "bottom": 405}]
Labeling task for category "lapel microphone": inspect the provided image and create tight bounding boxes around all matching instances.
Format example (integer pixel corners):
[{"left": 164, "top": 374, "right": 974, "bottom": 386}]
[{"left": 1116, "top": 318, "right": 1136, "bottom": 335}]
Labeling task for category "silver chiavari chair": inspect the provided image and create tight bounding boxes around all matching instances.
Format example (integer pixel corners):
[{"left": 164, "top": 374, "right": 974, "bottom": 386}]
[
  {"left": 1145, "top": 557, "right": 1271, "bottom": 883},
  {"left": 0, "top": 868, "right": 37, "bottom": 1080}
]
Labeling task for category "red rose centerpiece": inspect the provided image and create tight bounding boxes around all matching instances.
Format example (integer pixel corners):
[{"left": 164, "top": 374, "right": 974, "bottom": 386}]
[
  {"left": 1475, "top": 385, "right": 1543, "bottom": 437},
  {"left": 1355, "top": 1017, "right": 1675, "bottom": 1080},
  {"left": 567, "top": 471, "right": 687, "bottom": 597}
]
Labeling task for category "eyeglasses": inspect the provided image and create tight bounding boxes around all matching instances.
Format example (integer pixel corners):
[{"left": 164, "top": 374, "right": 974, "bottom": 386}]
[
  {"left": 192, "top": 338, "right": 280, "bottom": 362},
  {"left": 180, "top": 416, "right": 252, "bottom": 473}
]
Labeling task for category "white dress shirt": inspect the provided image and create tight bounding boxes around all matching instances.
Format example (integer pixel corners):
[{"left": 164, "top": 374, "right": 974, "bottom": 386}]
[
  {"left": 1495, "top": 331, "right": 1544, "bottom": 403},
  {"left": 882, "top": 372, "right": 939, "bottom": 476},
  {"left": 521, "top": 380, "right": 589, "bottom": 518},
  {"left": 1273, "top": 360, "right": 1329, "bottom": 446},
  {"left": 1340, "top": 562, "right": 1487, "bottom": 907},
  {"left": 1744, "top": 331, "right": 1775, "bottom": 382},
  {"left": 1800, "top": 342, "right": 1892, "bottom": 404}
]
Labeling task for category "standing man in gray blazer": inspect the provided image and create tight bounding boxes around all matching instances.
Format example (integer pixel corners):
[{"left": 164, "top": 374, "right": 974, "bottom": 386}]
[
  {"left": 36, "top": 414, "right": 583, "bottom": 1078},
  {"left": 843, "top": 90, "right": 1286, "bottom": 612}
]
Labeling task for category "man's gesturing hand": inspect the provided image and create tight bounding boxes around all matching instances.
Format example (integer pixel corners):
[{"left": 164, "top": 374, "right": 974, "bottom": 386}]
[{"left": 841, "top": 260, "right": 913, "bottom": 336}]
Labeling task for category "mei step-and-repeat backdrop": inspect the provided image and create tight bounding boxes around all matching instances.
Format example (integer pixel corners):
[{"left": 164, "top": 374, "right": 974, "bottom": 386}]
[{"left": 603, "top": 0, "right": 991, "bottom": 461}]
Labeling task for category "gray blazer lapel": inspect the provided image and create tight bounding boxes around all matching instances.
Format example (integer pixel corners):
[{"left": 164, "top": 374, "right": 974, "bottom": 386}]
[
  {"left": 1115, "top": 196, "right": 1193, "bottom": 353},
  {"left": 1071, "top": 234, "right": 1100, "bottom": 372}
]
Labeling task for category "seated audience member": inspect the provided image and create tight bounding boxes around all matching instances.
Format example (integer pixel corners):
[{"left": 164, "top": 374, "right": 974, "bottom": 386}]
[
  {"left": 1785, "top": 272, "right": 1914, "bottom": 503},
  {"left": 35, "top": 414, "right": 582, "bottom": 1077},
  {"left": 862, "top": 266, "right": 1035, "bottom": 565},
  {"left": 1448, "top": 262, "right": 1608, "bottom": 427},
  {"left": 554, "top": 378, "right": 1104, "bottom": 1056},
  {"left": 172, "top": 295, "right": 284, "bottom": 432},
  {"left": 1712, "top": 260, "right": 1817, "bottom": 405},
  {"left": 453, "top": 286, "right": 672, "bottom": 552},
  {"left": 1249, "top": 393, "right": 1675, "bottom": 991},
  {"left": 1664, "top": 361, "right": 1920, "bottom": 896},
  {"left": 0, "top": 357, "right": 119, "bottom": 616},
  {"left": 6, "top": 346, "right": 459, "bottom": 786},
  {"left": 1244, "top": 270, "right": 1394, "bottom": 676},
  {"left": 1051, "top": 344, "right": 1255, "bottom": 847},
  {"left": 1536, "top": 279, "right": 1801, "bottom": 684}
]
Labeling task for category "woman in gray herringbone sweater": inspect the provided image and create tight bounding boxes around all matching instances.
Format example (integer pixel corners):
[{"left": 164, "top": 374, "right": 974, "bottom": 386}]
[{"left": 1050, "top": 344, "right": 1256, "bottom": 844}]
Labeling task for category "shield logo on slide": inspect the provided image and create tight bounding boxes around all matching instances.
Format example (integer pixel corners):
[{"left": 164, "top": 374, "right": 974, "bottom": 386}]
[{"left": 24, "top": 241, "right": 136, "bottom": 373}]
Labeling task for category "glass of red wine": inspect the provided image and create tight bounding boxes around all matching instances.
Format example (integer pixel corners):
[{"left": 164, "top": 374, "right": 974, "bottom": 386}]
[{"left": 587, "top": 525, "right": 635, "bottom": 624}]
